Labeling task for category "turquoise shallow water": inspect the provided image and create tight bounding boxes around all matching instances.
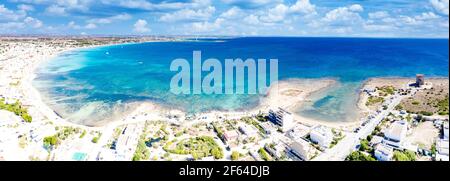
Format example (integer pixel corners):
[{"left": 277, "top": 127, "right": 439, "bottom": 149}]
[{"left": 33, "top": 37, "right": 449, "bottom": 125}]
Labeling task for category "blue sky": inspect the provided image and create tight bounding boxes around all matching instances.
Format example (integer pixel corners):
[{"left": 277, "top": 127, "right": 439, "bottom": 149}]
[{"left": 0, "top": 0, "right": 448, "bottom": 37}]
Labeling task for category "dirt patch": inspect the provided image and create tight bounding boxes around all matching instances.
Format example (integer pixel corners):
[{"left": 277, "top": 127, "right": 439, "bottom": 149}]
[
  {"left": 407, "top": 121, "right": 440, "bottom": 149},
  {"left": 399, "top": 79, "right": 449, "bottom": 116}
]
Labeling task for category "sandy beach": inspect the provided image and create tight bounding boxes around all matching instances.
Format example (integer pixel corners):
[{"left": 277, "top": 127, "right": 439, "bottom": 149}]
[
  {"left": 1, "top": 38, "right": 447, "bottom": 162},
  {"left": 1, "top": 39, "right": 365, "bottom": 131},
  {"left": 0, "top": 38, "right": 167, "bottom": 131}
]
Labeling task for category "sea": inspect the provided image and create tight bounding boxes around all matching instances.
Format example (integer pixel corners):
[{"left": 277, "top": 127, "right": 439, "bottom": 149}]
[{"left": 32, "top": 37, "right": 449, "bottom": 125}]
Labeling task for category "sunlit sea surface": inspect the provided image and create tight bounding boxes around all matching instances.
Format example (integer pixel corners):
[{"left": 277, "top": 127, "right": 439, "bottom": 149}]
[{"left": 33, "top": 37, "right": 449, "bottom": 125}]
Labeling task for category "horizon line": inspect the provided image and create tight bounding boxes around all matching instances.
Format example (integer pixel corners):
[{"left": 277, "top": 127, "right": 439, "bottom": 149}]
[{"left": 0, "top": 34, "right": 449, "bottom": 40}]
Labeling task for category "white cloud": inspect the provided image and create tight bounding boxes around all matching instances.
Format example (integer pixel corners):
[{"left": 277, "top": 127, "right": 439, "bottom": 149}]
[
  {"left": 363, "top": 24, "right": 395, "bottom": 32},
  {"left": 68, "top": 21, "right": 96, "bottom": 30},
  {"left": 159, "top": 6, "right": 215, "bottom": 22},
  {"left": 101, "top": 0, "right": 211, "bottom": 11},
  {"left": 257, "top": 0, "right": 317, "bottom": 24},
  {"left": 260, "top": 4, "right": 289, "bottom": 23},
  {"left": 0, "top": 22, "right": 24, "bottom": 30},
  {"left": 369, "top": 11, "right": 389, "bottom": 19},
  {"left": 220, "top": 6, "right": 244, "bottom": 19},
  {"left": 0, "top": 14, "right": 43, "bottom": 32},
  {"left": 2, "top": 0, "right": 449, "bottom": 37},
  {"left": 430, "top": 0, "right": 449, "bottom": 15},
  {"left": 322, "top": 4, "right": 364, "bottom": 23},
  {"left": 24, "top": 16, "right": 43, "bottom": 28},
  {"left": 400, "top": 16, "right": 422, "bottom": 25},
  {"left": 68, "top": 21, "right": 81, "bottom": 29},
  {"left": 191, "top": 18, "right": 224, "bottom": 32},
  {"left": 306, "top": 4, "right": 365, "bottom": 35},
  {"left": 243, "top": 14, "right": 260, "bottom": 25},
  {"left": 348, "top": 4, "right": 363, "bottom": 12},
  {"left": 54, "top": 0, "right": 92, "bottom": 12},
  {"left": 17, "top": 4, "right": 34, "bottom": 12},
  {"left": 84, "top": 23, "right": 97, "bottom": 29},
  {"left": 87, "top": 13, "right": 131, "bottom": 24},
  {"left": 289, "top": 0, "right": 316, "bottom": 14},
  {"left": 7, "top": 0, "right": 91, "bottom": 17},
  {"left": 221, "top": 0, "right": 281, "bottom": 9},
  {"left": 45, "top": 5, "right": 67, "bottom": 16},
  {"left": 133, "top": 19, "right": 150, "bottom": 33},
  {"left": 415, "top": 12, "right": 440, "bottom": 20},
  {"left": 0, "top": 4, "right": 27, "bottom": 21}
]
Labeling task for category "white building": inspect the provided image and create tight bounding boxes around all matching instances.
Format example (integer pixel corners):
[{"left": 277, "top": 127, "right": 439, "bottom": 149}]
[
  {"left": 436, "top": 138, "right": 449, "bottom": 161},
  {"left": 288, "top": 124, "right": 310, "bottom": 141},
  {"left": 265, "top": 142, "right": 287, "bottom": 159},
  {"left": 374, "top": 144, "right": 393, "bottom": 161},
  {"left": 238, "top": 124, "right": 258, "bottom": 137},
  {"left": 289, "top": 139, "right": 313, "bottom": 161},
  {"left": 383, "top": 120, "right": 408, "bottom": 148},
  {"left": 259, "top": 122, "right": 273, "bottom": 135},
  {"left": 268, "top": 107, "right": 293, "bottom": 132},
  {"left": 369, "top": 135, "right": 384, "bottom": 147},
  {"left": 443, "top": 122, "right": 449, "bottom": 140},
  {"left": 309, "top": 126, "right": 333, "bottom": 149}
]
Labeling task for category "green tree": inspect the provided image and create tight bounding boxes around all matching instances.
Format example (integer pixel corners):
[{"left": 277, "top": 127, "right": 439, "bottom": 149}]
[
  {"left": 393, "top": 151, "right": 415, "bottom": 161},
  {"left": 92, "top": 137, "right": 99, "bottom": 143},
  {"left": 43, "top": 136, "right": 58, "bottom": 148},
  {"left": 79, "top": 130, "right": 87, "bottom": 138},
  {"left": 346, "top": 151, "right": 376, "bottom": 161},
  {"left": 405, "top": 150, "right": 416, "bottom": 161},
  {"left": 359, "top": 139, "right": 372, "bottom": 152},
  {"left": 259, "top": 148, "right": 271, "bottom": 161},
  {"left": 211, "top": 147, "right": 224, "bottom": 159},
  {"left": 231, "top": 151, "right": 240, "bottom": 161}
]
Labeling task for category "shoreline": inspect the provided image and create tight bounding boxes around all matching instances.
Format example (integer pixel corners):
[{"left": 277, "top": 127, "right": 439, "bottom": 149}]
[
  {"left": 3, "top": 40, "right": 448, "bottom": 131},
  {"left": 357, "top": 76, "right": 450, "bottom": 114},
  {"left": 21, "top": 41, "right": 348, "bottom": 129}
]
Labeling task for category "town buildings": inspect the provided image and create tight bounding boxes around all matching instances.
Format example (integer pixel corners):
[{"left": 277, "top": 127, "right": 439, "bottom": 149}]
[
  {"left": 374, "top": 144, "right": 393, "bottom": 161},
  {"left": 289, "top": 139, "right": 314, "bottom": 161},
  {"left": 310, "top": 126, "right": 333, "bottom": 149},
  {"left": 383, "top": 120, "right": 408, "bottom": 148},
  {"left": 269, "top": 107, "right": 293, "bottom": 132}
]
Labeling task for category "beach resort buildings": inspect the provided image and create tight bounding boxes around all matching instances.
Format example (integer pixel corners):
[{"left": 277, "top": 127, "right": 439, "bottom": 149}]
[
  {"left": 269, "top": 108, "right": 293, "bottom": 132},
  {"left": 436, "top": 122, "right": 449, "bottom": 161},
  {"left": 309, "top": 126, "right": 333, "bottom": 149},
  {"left": 260, "top": 122, "right": 273, "bottom": 135},
  {"left": 374, "top": 144, "right": 394, "bottom": 161},
  {"left": 383, "top": 120, "right": 408, "bottom": 148},
  {"left": 444, "top": 122, "right": 449, "bottom": 140},
  {"left": 436, "top": 139, "right": 449, "bottom": 161},
  {"left": 265, "top": 142, "right": 288, "bottom": 160},
  {"left": 289, "top": 139, "right": 314, "bottom": 161},
  {"left": 238, "top": 124, "right": 258, "bottom": 137}
]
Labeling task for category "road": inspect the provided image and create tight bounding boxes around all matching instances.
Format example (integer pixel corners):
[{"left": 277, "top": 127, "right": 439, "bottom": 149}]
[{"left": 313, "top": 94, "right": 405, "bottom": 161}]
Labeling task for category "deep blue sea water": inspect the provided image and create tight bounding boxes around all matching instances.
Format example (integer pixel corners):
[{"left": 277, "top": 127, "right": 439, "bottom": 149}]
[{"left": 33, "top": 37, "right": 449, "bottom": 125}]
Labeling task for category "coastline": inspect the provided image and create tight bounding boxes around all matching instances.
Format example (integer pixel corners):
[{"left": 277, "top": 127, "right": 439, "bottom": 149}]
[
  {"left": 357, "top": 76, "right": 450, "bottom": 113},
  {"left": 22, "top": 44, "right": 118, "bottom": 130},
  {"left": 1, "top": 39, "right": 167, "bottom": 131},
  {"left": 13, "top": 40, "right": 348, "bottom": 129},
  {"left": 3, "top": 40, "right": 447, "bottom": 131}
]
